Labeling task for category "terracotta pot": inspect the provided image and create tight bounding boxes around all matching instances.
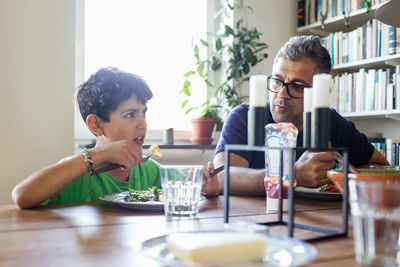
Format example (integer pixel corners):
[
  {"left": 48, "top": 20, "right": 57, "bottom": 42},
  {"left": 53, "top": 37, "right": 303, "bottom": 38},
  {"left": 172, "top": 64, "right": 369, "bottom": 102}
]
[
  {"left": 327, "top": 167, "right": 400, "bottom": 208},
  {"left": 189, "top": 118, "right": 216, "bottom": 145}
]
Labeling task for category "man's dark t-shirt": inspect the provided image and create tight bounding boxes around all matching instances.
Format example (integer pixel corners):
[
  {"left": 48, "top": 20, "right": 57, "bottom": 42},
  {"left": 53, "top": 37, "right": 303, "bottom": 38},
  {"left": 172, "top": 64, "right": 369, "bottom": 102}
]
[{"left": 215, "top": 103, "right": 374, "bottom": 169}]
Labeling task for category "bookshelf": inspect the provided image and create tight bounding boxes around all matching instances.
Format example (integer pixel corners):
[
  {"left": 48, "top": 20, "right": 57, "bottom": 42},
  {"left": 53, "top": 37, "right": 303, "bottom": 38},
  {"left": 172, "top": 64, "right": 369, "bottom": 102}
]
[
  {"left": 340, "top": 110, "right": 400, "bottom": 120},
  {"left": 297, "top": 0, "right": 400, "bottom": 161},
  {"left": 298, "top": 5, "right": 378, "bottom": 36},
  {"left": 332, "top": 54, "right": 400, "bottom": 74}
]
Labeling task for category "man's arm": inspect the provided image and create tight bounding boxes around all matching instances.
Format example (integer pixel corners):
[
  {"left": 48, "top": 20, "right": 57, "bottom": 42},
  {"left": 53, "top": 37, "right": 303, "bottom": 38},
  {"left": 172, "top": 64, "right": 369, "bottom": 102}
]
[
  {"left": 213, "top": 152, "right": 266, "bottom": 196},
  {"left": 367, "top": 148, "right": 390, "bottom": 165}
]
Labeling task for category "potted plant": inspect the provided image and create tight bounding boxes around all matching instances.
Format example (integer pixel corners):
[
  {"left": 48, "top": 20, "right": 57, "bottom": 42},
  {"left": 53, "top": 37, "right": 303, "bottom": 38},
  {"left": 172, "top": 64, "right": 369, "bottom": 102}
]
[
  {"left": 180, "top": 40, "right": 223, "bottom": 145},
  {"left": 180, "top": 1, "right": 268, "bottom": 144}
]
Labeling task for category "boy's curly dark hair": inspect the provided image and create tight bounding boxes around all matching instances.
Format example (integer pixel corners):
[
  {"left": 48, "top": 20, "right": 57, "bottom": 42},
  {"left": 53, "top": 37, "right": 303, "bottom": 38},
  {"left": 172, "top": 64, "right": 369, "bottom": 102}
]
[{"left": 76, "top": 67, "right": 153, "bottom": 123}]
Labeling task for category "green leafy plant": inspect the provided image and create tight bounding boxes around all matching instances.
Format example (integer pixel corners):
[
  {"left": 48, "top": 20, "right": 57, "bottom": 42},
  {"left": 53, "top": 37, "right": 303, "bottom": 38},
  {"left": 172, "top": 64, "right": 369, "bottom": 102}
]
[
  {"left": 180, "top": 1, "right": 268, "bottom": 130},
  {"left": 180, "top": 40, "right": 223, "bottom": 131},
  {"left": 211, "top": 18, "right": 268, "bottom": 109}
]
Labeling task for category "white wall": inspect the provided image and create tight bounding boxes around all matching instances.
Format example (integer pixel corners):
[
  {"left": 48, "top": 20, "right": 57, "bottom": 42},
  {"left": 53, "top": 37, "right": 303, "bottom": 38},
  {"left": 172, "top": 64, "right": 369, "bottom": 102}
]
[
  {"left": 239, "top": 0, "right": 297, "bottom": 97},
  {"left": 0, "top": 0, "right": 296, "bottom": 205},
  {"left": 0, "top": 0, "right": 76, "bottom": 204}
]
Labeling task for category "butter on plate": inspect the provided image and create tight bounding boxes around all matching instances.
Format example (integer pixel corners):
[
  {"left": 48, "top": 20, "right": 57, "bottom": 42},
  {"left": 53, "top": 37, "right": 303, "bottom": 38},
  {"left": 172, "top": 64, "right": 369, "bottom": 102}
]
[{"left": 166, "top": 232, "right": 267, "bottom": 265}]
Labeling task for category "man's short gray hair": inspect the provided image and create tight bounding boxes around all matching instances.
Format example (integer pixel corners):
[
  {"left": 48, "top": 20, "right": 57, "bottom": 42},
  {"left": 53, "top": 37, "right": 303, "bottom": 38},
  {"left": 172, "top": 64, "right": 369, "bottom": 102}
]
[{"left": 274, "top": 35, "right": 331, "bottom": 74}]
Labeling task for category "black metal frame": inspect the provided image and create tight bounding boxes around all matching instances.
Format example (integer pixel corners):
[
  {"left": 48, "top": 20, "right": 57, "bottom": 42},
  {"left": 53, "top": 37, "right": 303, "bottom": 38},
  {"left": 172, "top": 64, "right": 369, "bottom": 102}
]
[{"left": 223, "top": 144, "right": 349, "bottom": 241}]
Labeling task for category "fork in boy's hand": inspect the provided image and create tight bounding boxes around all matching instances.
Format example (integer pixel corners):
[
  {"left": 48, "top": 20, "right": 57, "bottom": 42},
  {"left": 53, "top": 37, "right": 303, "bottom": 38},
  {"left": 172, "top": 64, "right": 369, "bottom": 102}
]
[{"left": 90, "top": 153, "right": 153, "bottom": 175}]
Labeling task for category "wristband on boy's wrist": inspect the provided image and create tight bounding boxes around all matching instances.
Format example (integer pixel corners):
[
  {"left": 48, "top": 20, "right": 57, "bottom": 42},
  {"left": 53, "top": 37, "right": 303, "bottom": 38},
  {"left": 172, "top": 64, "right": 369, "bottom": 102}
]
[{"left": 82, "top": 148, "right": 96, "bottom": 175}]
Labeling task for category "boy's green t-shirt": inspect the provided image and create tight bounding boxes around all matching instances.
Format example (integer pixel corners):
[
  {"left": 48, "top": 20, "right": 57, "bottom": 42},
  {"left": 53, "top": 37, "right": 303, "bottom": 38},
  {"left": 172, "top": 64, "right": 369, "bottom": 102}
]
[{"left": 47, "top": 159, "right": 161, "bottom": 205}]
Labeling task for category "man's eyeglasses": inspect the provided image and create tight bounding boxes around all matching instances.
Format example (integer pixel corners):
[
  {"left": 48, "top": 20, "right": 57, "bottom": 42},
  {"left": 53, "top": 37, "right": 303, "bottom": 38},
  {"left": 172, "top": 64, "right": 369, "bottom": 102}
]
[{"left": 267, "top": 76, "right": 306, "bottom": 99}]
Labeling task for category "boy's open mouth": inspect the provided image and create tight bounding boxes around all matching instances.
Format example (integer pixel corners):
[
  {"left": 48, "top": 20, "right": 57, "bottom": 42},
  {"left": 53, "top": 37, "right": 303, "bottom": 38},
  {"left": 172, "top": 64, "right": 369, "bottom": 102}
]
[{"left": 134, "top": 136, "right": 145, "bottom": 145}]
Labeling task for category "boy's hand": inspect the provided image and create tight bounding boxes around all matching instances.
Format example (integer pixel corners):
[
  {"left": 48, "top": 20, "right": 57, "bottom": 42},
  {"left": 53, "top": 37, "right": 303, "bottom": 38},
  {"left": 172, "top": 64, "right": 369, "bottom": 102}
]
[
  {"left": 201, "top": 162, "right": 220, "bottom": 197},
  {"left": 91, "top": 139, "right": 143, "bottom": 170}
]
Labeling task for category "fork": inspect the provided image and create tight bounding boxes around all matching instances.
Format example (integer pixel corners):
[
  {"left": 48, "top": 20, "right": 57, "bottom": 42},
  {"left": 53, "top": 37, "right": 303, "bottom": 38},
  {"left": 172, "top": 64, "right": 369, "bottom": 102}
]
[
  {"left": 90, "top": 153, "right": 153, "bottom": 175},
  {"left": 209, "top": 165, "right": 224, "bottom": 177},
  {"left": 332, "top": 151, "right": 359, "bottom": 174}
]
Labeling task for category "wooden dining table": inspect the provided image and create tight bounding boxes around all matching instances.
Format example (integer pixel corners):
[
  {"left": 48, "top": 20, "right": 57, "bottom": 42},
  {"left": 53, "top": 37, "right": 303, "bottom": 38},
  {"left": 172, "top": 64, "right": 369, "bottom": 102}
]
[{"left": 0, "top": 195, "right": 359, "bottom": 267}]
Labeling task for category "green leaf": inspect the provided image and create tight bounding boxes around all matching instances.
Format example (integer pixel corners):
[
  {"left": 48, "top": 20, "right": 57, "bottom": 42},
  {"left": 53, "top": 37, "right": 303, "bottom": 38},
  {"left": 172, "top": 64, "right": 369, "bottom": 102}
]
[
  {"left": 184, "top": 80, "right": 191, "bottom": 88},
  {"left": 253, "top": 46, "right": 268, "bottom": 54},
  {"left": 236, "top": 20, "right": 241, "bottom": 30},
  {"left": 242, "top": 62, "right": 250, "bottom": 74},
  {"left": 205, "top": 79, "right": 213, "bottom": 87},
  {"left": 200, "top": 100, "right": 210, "bottom": 107},
  {"left": 182, "top": 86, "right": 191, "bottom": 96},
  {"left": 215, "top": 38, "right": 222, "bottom": 51},
  {"left": 211, "top": 58, "right": 221, "bottom": 71},
  {"left": 185, "top": 107, "right": 196, "bottom": 115},
  {"left": 200, "top": 39, "right": 209, "bottom": 47},
  {"left": 255, "top": 42, "right": 268, "bottom": 47},
  {"left": 194, "top": 44, "right": 200, "bottom": 60},
  {"left": 181, "top": 99, "right": 189, "bottom": 108},
  {"left": 197, "top": 61, "right": 205, "bottom": 77},
  {"left": 184, "top": 71, "right": 196, "bottom": 77},
  {"left": 199, "top": 105, "right": 211, "bottom": 118},
  {"left": 224, "top": 25, "right": 234, "bottom": 36}
]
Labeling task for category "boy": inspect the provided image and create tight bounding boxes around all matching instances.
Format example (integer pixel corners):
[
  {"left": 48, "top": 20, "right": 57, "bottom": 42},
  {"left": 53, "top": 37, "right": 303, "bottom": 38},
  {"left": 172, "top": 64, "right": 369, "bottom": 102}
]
[{"left": 12, "top": 67, "right": 161, "bottom": 208}]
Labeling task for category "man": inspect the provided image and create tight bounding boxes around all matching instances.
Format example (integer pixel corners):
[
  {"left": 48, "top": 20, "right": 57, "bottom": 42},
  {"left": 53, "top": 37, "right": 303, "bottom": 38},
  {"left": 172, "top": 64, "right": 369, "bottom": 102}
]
[{"left": 202, "top": 35, "right": 389, "bottom": 197}]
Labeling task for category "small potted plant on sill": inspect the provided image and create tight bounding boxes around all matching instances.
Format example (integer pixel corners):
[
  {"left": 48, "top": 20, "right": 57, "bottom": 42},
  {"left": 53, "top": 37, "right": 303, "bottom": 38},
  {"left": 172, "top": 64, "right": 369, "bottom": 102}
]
[{"left": 180, "top": 41, "right": 223, "bottom": 145}]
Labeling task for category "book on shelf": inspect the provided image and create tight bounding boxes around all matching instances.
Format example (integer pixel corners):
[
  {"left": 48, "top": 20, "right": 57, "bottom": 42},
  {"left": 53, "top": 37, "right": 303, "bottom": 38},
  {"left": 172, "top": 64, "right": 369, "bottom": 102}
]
[
  {"left": 330, "top": 67, "right": 400, "bottom": 114},
  {"left": 320, "top": 19, "right": 398, "bottom": 62},
  {"left": 300, "top": 0, "right": 385, "bottom": 27},
  {"left": 388, "top": 26, "right": 397, "bottom": 55},
  {"left": 386, "top": 138, "right": 400, "bottom": 166},
  {"left": 368, "top": 137, "right": 386, "bottom": 158},
  {"left": 298, "top": 0, "right": 306, "bottom": 27},
  {"left": 396, "top": 66, "right": 400, "bottom": 110},
  {"left": 397, "top": 28, "right": 400, "bottom": 54}
]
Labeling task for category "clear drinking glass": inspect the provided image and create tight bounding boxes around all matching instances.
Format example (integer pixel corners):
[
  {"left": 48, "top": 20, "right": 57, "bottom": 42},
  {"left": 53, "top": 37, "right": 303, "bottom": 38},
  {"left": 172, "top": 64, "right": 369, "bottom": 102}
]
[
  {"left": 160, "top": 165, "right": 203, "bottom": 219},
  {"left": 349, "top": 179, "right": 400, "bottom": 265}
]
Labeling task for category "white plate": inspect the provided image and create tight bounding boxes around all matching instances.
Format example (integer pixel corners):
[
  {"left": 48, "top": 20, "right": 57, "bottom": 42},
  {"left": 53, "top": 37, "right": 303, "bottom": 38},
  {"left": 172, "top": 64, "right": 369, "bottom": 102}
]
[
  {"left": 99, "top": 191, "right": 164, "bottom": 211},
  {"left": 100, "top": 191, "right": 206, "bottom": 211},
  {"left": 139, "top": 231, "right": 317, "bottom": 267},
  {"left": 295, "top": 187, "right": 342, "bottom": 201}
]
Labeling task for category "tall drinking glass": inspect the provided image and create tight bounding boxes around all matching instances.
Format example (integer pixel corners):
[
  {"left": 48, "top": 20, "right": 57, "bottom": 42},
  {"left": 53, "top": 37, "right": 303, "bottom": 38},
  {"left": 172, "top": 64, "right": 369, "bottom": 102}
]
[
  {"left": 349, "top": 177, "right": 400, "bottom": 265},
  {"left": 160, "top": 165, "right": 203, "bottom": 219}
]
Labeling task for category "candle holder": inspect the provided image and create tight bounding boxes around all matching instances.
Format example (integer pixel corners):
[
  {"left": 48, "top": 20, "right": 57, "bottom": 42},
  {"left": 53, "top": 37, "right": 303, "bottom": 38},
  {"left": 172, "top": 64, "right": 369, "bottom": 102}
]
[{"left": 223, "top": 144, "right": 349, "bottom": 241}]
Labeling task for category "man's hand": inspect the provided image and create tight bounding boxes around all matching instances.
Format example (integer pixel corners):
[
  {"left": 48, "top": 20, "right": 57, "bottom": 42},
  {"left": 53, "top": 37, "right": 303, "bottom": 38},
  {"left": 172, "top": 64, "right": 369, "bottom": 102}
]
[
  {"left": 295, "top": 150, "right": 336, "bottom": 188},
  {"left": 201, "top": 162, "right": 220, "bottom": 197}
]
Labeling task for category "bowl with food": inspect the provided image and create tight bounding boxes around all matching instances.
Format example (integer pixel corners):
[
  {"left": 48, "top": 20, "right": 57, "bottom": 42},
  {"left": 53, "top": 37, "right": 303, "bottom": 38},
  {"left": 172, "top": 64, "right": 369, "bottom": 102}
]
[{"left": 327, "top": 166, "right": 400, "bottom": 194}]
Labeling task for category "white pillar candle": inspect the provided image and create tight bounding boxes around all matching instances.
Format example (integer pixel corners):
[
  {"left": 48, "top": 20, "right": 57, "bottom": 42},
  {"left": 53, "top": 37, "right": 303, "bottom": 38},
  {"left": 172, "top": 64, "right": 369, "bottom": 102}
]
[
  {"left": 249, "top": 75, "right": 267, "bottom": 146},
  {"left": 250, "top": 75, "right": 267, "bottom": 107},
  {"left": 312, "top": 74, "right": 331, "bottom": 108},
  {"left": 303, "top": 87, "right": 313, "bottom": 112}
]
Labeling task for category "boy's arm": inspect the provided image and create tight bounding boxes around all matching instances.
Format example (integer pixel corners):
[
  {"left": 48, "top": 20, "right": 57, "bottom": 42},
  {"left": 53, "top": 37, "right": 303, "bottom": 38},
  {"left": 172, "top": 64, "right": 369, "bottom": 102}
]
[
  {"left": 12, "top": 139, "right": 143, "bottom": 209},
  {"left": 12, "top": 154, "right": 90, "bottom": 209}
]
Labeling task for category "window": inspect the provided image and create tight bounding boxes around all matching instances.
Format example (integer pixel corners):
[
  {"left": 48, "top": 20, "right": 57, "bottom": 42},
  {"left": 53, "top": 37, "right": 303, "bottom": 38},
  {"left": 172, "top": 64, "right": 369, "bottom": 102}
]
[{"left": 84, "top": 0, "right": 207, "bottom": 131}]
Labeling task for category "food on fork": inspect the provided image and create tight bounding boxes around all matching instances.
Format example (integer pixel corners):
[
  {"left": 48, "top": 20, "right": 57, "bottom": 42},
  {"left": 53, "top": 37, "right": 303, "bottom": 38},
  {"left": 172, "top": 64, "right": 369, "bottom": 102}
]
[
  {"left": 166, "top": 232, "right": 267, "bottom": 264},
  {"left": 149, "top": 144, "right": 162, "bottom": 158}
]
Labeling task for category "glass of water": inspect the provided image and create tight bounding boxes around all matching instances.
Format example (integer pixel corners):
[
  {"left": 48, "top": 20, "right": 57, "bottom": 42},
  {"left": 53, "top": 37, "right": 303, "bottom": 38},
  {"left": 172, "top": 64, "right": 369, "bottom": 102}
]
[
  {"left": 160, "top": 165, "right": 203, "bottom": 219},
  {"left": 349, "top": 177, "right": 400, "bottom": 266}
]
